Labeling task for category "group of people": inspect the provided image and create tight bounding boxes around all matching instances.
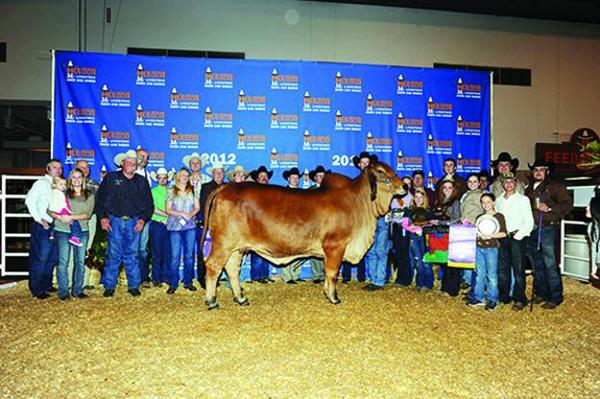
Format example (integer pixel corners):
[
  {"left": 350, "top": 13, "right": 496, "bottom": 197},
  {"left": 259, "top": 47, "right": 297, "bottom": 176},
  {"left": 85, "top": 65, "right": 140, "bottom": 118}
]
[
  {"left": 380, "top": 151, "right": 575, "bottom": 311},
  {"left": 25, "top": 147, "right": 597, "bottom": 312}
]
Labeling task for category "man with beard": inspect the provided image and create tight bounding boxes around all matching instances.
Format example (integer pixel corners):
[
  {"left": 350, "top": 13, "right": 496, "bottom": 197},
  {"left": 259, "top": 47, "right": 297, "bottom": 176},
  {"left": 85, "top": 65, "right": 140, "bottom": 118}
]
[
  {"left": 95, "top": 149, "right": 154, "bottom": 297},
  {"left": 524, "top": 160, "right": 572, "bottom": 309}
]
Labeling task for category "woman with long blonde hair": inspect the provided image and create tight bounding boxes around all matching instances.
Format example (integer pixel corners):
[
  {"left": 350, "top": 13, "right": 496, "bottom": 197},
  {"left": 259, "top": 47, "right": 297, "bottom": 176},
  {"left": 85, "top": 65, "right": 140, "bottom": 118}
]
[
  {"left": 402, "top": 188, "right": 433, "bottom": 290},
  {"left": 50, "top": 168, "right": 95, "bottom": 300},
  {"left": 166, "top": 168, "right": 200, "bottom": 294}
]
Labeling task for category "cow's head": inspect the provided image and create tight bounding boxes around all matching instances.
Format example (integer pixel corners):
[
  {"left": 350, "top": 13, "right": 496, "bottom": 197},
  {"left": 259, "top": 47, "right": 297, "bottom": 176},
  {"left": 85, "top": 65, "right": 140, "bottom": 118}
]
[{"left": 367, "top": 161, "right": 408, "bottom": 213}]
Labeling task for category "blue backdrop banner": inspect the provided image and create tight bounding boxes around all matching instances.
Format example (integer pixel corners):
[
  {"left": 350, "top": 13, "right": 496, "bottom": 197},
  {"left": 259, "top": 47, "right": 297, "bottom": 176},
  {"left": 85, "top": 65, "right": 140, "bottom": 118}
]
[{"left": 53, "top": 51, "right": 491, "bottom": 186}]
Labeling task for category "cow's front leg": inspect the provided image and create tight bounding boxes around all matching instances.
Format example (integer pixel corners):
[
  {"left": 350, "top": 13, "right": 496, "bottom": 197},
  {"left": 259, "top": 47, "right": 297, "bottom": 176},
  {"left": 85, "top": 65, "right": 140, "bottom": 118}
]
[
  {"left": 323, "top": 248, "right": 343, "bottom": 305},
  {"left": 224, "top": 251, "right": 249, "bottom": 307}
]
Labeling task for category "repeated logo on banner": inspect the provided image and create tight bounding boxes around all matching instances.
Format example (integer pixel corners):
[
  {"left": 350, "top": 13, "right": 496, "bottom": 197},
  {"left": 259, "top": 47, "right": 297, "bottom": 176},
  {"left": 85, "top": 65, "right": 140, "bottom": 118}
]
[{"left": 53, "top": 51, "right": 491, "bottom": 185}]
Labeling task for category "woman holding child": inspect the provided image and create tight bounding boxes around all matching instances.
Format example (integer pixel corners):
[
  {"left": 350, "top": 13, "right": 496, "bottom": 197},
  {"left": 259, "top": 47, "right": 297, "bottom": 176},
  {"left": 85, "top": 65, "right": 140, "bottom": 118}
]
[{"left": 51, "top": 168, "right": 95, "bottom": 300}]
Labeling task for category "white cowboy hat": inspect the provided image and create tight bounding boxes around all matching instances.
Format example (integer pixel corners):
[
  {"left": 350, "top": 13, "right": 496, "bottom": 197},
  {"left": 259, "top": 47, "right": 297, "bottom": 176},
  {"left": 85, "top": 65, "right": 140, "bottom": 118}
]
[
  {"left": 207, "top": 161, "right": 229, "bottom": 174},
  {"left": 182, "top": 152, "right": 202, "bottom": 168},
  {"left": 227, "top": 165, "right": 249, "bottom": 181},
  {"left": 150, "top": 167, "right": 175, "bottom": 182},
  {"left": 113, "top": 149, "right": 137, "bottom": 166}
]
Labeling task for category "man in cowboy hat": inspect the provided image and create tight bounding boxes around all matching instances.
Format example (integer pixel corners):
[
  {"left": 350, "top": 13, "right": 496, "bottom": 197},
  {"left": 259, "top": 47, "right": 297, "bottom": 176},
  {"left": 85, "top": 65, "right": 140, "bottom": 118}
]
[
  {"left": 227, "top": 165, "right": 249, "bottom": 183},
  {"left": 490, "top": 152, "right": 525, "bottom": 197},
  {"left": 307, "top": 165, "right": 331, "bottom": 283},
  {"left": 280, "top": 167, "right": 305, "bottom": 284},
  {"left": 352, "top": 151, "right": 378, "bottom": 171},
  {"left": 308, "top": 165, "right": 331, "bottom": 188},
  {"left": 248, "top": 165, "right": 275, "bottom": 284},
  {"left": 149, "top": 167, "right": 172, "bottom": 287},
  {"left": 94, "top": 149, "right": 154, "bottom": 297},
  {"left": 495, "top": 172, "right": 534, "bottom": 310},
  {"left": 183, "top": 152, "right": 204, "bottom": 275},
  {"left": 249, "top": 165, "right": 273, "bottom": 184},
  {"left": 182, "top": 152, "right": 203, "bottom": 198},
  {"left": 198, "top": 161, "right": 229, "bottom": 288},
  {"left": 524, "top": 159, "right": 572, "bottom": 309}
]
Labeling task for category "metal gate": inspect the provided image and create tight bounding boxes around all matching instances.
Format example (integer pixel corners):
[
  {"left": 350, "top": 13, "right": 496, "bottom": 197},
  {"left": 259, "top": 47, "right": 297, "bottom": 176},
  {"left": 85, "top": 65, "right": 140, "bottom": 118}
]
[{"left": 1, "top": 174, "right": 41, "bottom": 276}]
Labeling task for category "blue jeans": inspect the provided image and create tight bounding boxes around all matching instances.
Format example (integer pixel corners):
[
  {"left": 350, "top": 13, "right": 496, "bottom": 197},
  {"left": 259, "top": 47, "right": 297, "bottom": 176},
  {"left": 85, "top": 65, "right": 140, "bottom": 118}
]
[
  {"left": 365, "top": 217, "right": 391, "bottom": 287},
  {"left": 103, "top": 216, "right": 141, "bottom": 290},
  {"left": 498, "top": 237, "right": 527, "bottom": 303},
  {"left": 68, "top": 220, "right": 82, "bottom": 238},
  {"left": 410, "top": 233, "right": 433, "bottom": 289},
  {"left": 28, "top": 221, "right": 58, "bottom": 297},
  {"left": 56, "top": 231, "right": 89, "bottom": 297},
  {"left": 138, "top": 220, "right": 151, "bottom": 282},
  {"left": 150, "top": 221, "right": 170, "bottom": 284},
  {"left": 473, "top": 246, "right": 499, "bottom": 303},
  {"left": 250, "top": 253, "right": 271, "bottom": 281},
  {"left": 462, "top": 269, "right": 474, "bottom": 286},
  {"left": 168, "top": 228, "right": 196, "bottom": 288},
  {"left": 392, "top": 223, "right": 412, "bottom": 285},
  {"left": 525, "top": 226, "right": 563, "bottom": 304}
]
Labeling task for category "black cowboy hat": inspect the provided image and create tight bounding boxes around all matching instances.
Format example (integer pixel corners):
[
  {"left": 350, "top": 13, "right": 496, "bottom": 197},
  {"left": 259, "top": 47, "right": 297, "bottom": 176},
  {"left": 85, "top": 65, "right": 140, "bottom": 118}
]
[
  {"left": 308, "top": 165, "right": 331, "bottom": 182},
  {"left": 282, "top": 167, "right": 302, "bottom": 180},
  {"left": 352, "top": 151, "right": 378, "bottom": 169},
  {"left": 491, "top": 152, "right": 519, "bottom": 171},
  {"left": 249, "top": 165, "right": 273, "bottom": 181},
  {"left": 528, "top": 159, "right": 552, "bottom": 170}
]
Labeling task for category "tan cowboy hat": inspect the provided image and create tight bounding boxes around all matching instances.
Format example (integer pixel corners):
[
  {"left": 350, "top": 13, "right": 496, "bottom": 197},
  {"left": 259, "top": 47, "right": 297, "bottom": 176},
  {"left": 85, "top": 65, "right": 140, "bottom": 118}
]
[
  {"left": 227, "top": 165, "right": 249, "bottom": 182},
  {"left": 150, "top": 167, "right": 175, "bottom": 182},
  {"left": 206, "top": 161, "right": 229, "bottom": 174},
  {"left": 182, "top": 152, "right": 202, "bottom": 168},
  {"left": 113, "top": 149, "right": 137, "bottom": 166}
]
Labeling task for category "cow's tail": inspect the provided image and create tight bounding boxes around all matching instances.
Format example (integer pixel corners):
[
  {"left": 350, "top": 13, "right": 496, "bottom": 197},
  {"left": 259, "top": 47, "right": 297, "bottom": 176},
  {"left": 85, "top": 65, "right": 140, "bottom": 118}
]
[{"left": 199, "top": 185, "right": 226, "bottom": 259}]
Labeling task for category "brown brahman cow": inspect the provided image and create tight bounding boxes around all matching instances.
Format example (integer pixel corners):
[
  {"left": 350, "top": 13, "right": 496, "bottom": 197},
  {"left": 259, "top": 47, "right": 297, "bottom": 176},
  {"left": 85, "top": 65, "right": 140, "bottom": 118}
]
[{"left": 200, "top": 161, "right": 407, "bottom": 309}]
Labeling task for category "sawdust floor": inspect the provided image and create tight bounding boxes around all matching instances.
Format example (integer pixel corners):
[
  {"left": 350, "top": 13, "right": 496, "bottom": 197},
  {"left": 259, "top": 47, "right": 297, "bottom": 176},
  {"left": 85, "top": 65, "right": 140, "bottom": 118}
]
[{"left": 0, "top": 277, "right": 599, "bottom": 398}]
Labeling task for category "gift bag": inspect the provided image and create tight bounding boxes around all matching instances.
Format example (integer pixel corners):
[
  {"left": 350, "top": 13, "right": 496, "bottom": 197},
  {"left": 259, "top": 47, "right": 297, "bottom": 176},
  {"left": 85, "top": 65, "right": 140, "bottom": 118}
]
[{"left": 447, "top": 224, "right": 476, "bottom": 269}]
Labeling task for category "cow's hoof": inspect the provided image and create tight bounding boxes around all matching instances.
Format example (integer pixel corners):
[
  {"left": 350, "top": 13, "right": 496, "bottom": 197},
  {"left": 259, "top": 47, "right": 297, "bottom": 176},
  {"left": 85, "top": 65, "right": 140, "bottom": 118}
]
[
  {"left": 205, "top": 299, "right": 219, "bottom": 310},
  {"left": 234, "top": 297, "right": 250, "bottom": 307}
]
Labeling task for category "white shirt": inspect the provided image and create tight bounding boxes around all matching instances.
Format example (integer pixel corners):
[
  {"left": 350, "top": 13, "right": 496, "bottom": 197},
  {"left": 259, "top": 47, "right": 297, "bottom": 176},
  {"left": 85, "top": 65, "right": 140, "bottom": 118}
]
[
  {"left": 48, "top": 189, "right": 69, "bottom": 213},
  {"left": 25, "top": 175, "right": 54, "bottom": 223},
  {"left": 496, "top": 192, "right": 534, "bottom": 241},
  {"left": 136, "top": 168, "right": 152, "bottom": 187}
]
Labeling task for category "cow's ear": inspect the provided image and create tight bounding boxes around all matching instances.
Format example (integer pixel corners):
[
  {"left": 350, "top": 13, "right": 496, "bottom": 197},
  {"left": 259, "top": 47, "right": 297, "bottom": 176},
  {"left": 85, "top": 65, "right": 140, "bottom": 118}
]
[{"left": 368, "top": 169, "right": 377, "bottom": 201}]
